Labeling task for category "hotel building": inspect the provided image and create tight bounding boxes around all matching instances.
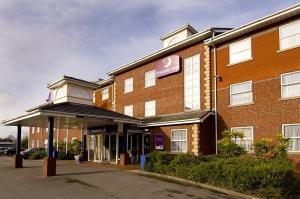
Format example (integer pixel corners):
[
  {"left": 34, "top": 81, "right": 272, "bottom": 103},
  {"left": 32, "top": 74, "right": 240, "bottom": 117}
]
[{"left": 6, "top": 4, "right": 300, "bottom": 168}]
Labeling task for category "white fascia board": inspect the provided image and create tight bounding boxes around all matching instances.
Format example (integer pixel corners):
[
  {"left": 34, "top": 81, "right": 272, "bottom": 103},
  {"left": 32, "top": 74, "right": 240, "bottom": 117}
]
[
  {"left": 107, "top": 29, "right": 212, "bottom": 76},
  {"left": 205, "top": 4, "right": 300, "bottom": 45}
]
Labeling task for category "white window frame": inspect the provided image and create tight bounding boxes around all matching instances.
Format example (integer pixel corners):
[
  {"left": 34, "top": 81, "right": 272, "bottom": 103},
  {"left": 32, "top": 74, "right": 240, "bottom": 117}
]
[
  {"left": 101, "top": 87, "right": 109, "bottom": 101},
  {"left": 229, "top": 37, "right": 252, "bottom": 65},
  {"left": 281, "top": 70, "right": 300, "bottom": 99},
  {"left": 282, "top": 124, "right": 300, "bottom": 153},
  {"left": 124, "top": 105, "right": 133, "bottom": 117},
  {"left": 231, "top": 126, "right": 254, "bottom": 151},
  {"left": 31, "top": 140, "right": 35, "bottom": 148},
  {"left": 279, "top": 20, "right": 300, "bottom": 51},
  {"left": 184, "top": 54, "right": 200, "bottom": 111},
  {"left": 37, "top": 127, "right": 40, "bottom": 133},
  {"left": 145, "top": 70, "right": 156, "bottom": 88},
  {"left": 171, "top": 129, "right": 188, "bottom": 153},
  {"left": 32, "top": 127, "right": 35, "bottom": 134},
  {"left": 124, "top": 77, "right": 133, "bottom": 93},
  {"left": 230, "top": 80, "right": 253, "bottom": 106},
  {"left": 36, "top": 140, "right": 39, "bottom": 148},
  {"left": 145, "top": 100, "right": 156, "bottom": 117}
]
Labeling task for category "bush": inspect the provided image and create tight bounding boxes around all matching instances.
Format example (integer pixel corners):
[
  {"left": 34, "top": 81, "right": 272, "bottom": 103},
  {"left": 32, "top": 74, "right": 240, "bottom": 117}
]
[
  {"left": 145, "top": 151, "right": 295, "bottom": 198},
  {"left": 217, "top": 129, "right": 246, "bottom": 157},
  {"left": 29, "top": 151, "right": 47, "bottom": 160},
  {"left": 58, "top": 152, "right": 75, "bottom": 160},
  {"left": 254, "top": 134, "right": 290, "bottom": 159}
]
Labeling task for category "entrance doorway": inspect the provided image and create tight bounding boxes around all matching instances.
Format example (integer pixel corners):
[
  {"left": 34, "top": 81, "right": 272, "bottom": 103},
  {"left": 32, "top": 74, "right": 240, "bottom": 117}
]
[{"left": 88, "top": 133, "right": 120, "bottom": 164}]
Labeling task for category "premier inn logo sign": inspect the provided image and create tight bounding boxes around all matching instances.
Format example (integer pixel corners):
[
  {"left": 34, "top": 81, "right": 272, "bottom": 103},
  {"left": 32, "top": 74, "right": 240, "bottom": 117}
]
[{"left": 155, "top": 55, "right": 180, "bottom": 78}]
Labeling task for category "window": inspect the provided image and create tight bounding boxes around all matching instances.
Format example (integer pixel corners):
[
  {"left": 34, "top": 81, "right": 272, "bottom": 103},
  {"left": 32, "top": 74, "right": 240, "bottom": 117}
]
[
  {"left": 44, "top": 139, "right": 48, "bottom": 147},
  {"left": 37, "top": 127, "right": 40, "bottom": 133},
  {"left": 231, "top": 127, "right": 253, "bottom": 151},
  {"left": 36, "top": 140, "right": 39, "bottom": 148},
  {"left": 32, "top": 140, "right": 35, "bottom": 148},
  {"left": 32, "top": 127, "right": 35, "bottom": 134},
  {"left": 145, "top": 70, "right": 156, "bottom": 88},
  {"left": 171, "top": 129, "right": 187, "bottom": 153},
  {"left": 281, "top": 71, "right": 300, "bottom": 99},
  {"left": 279, "top": 20, "right": 300, "bottom": 50},
  {"left": 283, "top": 124, "right": 300, "bottom": 152},
  {"left": 101, "top": 87, "right": 109, "bottom": 100},
  {"left": 72, "top": 137, "right": 78, "bottom": 143},
  {"left": 124, "top": 105, "right": 133, "bottom": 117},
  {"left": 124, "top": 78, "right": 133, "bottom": 93},
  {"left": 184, "top": 54, "right": 200, "bottom": 111},
  {"left": 230, "top": 81, "right": 253, "bottom": 106},
  {"left": 145, "top": 100, "right": 156, "bottom": 117},
  {"left": 229, "top": 38, "right": 252, "bottom": 64}
]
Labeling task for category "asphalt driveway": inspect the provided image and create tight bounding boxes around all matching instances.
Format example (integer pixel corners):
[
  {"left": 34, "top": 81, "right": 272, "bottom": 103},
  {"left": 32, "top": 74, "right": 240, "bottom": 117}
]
[{"left": 0, "top": 157, "right": 238, "bottom": 199}]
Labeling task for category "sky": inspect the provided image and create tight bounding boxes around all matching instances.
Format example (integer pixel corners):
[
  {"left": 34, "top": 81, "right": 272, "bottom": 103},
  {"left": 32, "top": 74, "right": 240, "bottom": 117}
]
[{"left": 0, "top": 0, "right": 299, "bottom": 138}]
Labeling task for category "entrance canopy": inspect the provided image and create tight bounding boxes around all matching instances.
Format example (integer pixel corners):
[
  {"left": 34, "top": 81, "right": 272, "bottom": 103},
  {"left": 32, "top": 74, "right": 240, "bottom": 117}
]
[{"left": 2, "top": 102, "right": 141, "bottom": 129}]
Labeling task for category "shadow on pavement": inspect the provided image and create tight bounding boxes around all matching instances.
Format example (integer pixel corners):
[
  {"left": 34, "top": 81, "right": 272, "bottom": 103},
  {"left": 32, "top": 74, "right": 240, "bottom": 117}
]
[{"left": 56, "top": 169, "right": 121, "bottom": 176}]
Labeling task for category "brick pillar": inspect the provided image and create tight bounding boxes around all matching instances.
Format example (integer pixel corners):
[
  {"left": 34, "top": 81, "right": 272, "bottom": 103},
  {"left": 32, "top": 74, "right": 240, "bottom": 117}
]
[{"left": 191, "top": 124, "right": 200, "bottom": 155}]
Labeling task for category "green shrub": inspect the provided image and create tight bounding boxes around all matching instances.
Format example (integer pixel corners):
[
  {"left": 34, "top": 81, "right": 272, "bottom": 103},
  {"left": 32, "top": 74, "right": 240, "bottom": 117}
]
[
  {"left": 29, "top": 151, "right": 47, "bottom": 160},
  {"left": 218, "top": 129, "right": 246, "bottom": 157},
  {"left": 145, "top": 151, "right": 295, "bottom": 198},
  {"left": 254, "top": 135, "right": 290, "bottom": 159}
]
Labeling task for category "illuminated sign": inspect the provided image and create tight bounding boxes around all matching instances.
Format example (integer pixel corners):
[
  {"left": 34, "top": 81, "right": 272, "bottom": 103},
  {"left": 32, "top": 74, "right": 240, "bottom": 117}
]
[{"left": 155, "top": 55, "right": 180, "bottom": 78}]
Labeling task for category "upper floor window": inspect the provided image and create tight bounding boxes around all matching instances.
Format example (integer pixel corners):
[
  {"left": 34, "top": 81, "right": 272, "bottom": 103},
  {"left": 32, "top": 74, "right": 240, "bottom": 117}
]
[
  {"left": 145, "top": 100, "right": 156, "bottom": 117},
  {"left": 231, "top": 126, "right": 253, "bottom": 151},
  {"left": 124, "top": 105, "right": 133, "bottom": 117},
  {"left": 124, "top": 78, "right": 133, "bottom": 93},
  {"left": 230, "top": 81, "right": 253, "bottom": 106},
  {"left": 145, "top": 70, "right": 156, "bottom": 88},
  {"left": 281, "top": 70, "right": 300, "bottom": 99},
  {"left": 37, "top": 127, "right": 40, "bottom": 133},
  {"left": 282, "top": 124, "right": 300, "bottom": 152},
  {"left": 279, "top": 20, "right": 300, "bottom": 51},
  {"left": 101, "top": 87, "right": 109, "bottom": 100},
  {"left": 171, "top": 129, "right": 187, "bottom": 153},
  {"left": 229, "top": 38, "right": 252, "bottom": 65},
  {"left": 32, "top": 127, "right": 35, "bottom": 134},
  {"left": 184, "top": 54, "right": 200, "bottom": 111}
]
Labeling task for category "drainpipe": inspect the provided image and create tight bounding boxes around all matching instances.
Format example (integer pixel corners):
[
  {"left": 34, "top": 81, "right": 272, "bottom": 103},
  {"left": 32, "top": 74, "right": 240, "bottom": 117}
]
[{"left": 212, "top": 30, "right": 218, "bottom": 155}]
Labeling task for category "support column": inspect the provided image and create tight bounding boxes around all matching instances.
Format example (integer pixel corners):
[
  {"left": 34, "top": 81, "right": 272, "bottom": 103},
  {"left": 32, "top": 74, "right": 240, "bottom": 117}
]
[
  {"left": 116, "top": 133, "right": 119, "bottom": 164},
  {"left": 14, "top": 125, "right": 23, "bottom": 168},
  {"left": 43, "top": 117, "right": 56, "bottom": 177}
]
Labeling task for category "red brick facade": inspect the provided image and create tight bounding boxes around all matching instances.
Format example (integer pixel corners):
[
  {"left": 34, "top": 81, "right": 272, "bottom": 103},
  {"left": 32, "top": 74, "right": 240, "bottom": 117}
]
[{"left": 212, "top": 16, "right": 300, "bottom": 158}]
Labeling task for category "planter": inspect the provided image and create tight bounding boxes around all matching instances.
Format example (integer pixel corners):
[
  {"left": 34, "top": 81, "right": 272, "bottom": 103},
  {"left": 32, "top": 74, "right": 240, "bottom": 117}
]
[{"left": 74, "top": 155, "right": 83, "bottom": 163}]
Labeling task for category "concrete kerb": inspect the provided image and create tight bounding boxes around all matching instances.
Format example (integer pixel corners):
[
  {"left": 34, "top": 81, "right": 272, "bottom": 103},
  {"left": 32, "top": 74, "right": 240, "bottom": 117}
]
[{"left": 129, "top": 170, "right": 259, "bottom": 199}]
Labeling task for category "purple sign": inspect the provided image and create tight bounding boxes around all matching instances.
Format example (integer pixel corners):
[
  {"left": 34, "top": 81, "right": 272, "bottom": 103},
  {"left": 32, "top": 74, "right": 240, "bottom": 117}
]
[
  {"left": 155, "top": 55, "right": 180, "bottom": 78},
  {"left": 155, "top": 134, "right": 164, "bottom": 150}
]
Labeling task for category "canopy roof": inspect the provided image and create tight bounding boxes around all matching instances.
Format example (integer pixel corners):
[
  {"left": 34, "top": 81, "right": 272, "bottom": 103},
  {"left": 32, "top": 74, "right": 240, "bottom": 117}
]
[{"left": 2, "top": 102, "right": 141, "bottom": 129}]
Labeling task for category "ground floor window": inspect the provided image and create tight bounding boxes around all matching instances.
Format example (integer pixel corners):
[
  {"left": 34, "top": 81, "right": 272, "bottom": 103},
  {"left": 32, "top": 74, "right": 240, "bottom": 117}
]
[
  {"left": 283, "top": 124, "right": 300, "bottom": 152},
  {"left": 231, "top": 126, "right": 253, "bottom": 151},
  {"left": 171, "top": 129, "right": 187, "bottom": 153}
]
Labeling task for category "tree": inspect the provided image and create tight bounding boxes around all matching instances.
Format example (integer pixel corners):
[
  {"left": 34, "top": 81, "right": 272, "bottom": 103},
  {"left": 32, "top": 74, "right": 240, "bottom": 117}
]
[{"left": 21, "top": 136, "right": 28, "bottom": 149}]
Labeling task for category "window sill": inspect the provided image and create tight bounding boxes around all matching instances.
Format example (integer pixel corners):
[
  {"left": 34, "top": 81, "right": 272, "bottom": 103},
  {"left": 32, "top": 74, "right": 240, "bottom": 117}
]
[
  {"left": 279, "top": 96, "right": 300, "bottom": 101},
  {"left": 144, "top": 85, "right": 156, "bottom": 89},
  {"left": 287, "top": 151, "right": 300, "bottom": 154},
  {"left": 277, "top": 45, "right": 300, "bottom": 53},
  {"left": 228, "top": 102, "right": 254, "bottom": 107},
  {"left": 123, "top": 91, "right": 133, "bottom": 94},
  {"left": 101, "top": 99, "right": 109, "bottom": 101},
  {"left": 227, "top": 58, "right": 253, "bottom": 67}
]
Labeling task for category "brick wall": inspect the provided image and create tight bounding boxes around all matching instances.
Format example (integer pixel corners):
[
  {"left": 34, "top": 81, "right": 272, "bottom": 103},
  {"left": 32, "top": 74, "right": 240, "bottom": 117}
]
[
  {"left": 94, "top": 85, "right": 113, "bottom": 110},
  {"left": 114, "top": 42, "right": 208, "bottom": 118}
]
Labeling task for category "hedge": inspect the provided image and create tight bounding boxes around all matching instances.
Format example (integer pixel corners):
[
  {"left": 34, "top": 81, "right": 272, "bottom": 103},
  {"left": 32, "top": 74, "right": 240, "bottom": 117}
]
[
  {"left": 144, "top": 151, "right": 295, "bottom": 198},
  {"left": 29, "top": 151, "right": 47, "bottom": 160}
]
